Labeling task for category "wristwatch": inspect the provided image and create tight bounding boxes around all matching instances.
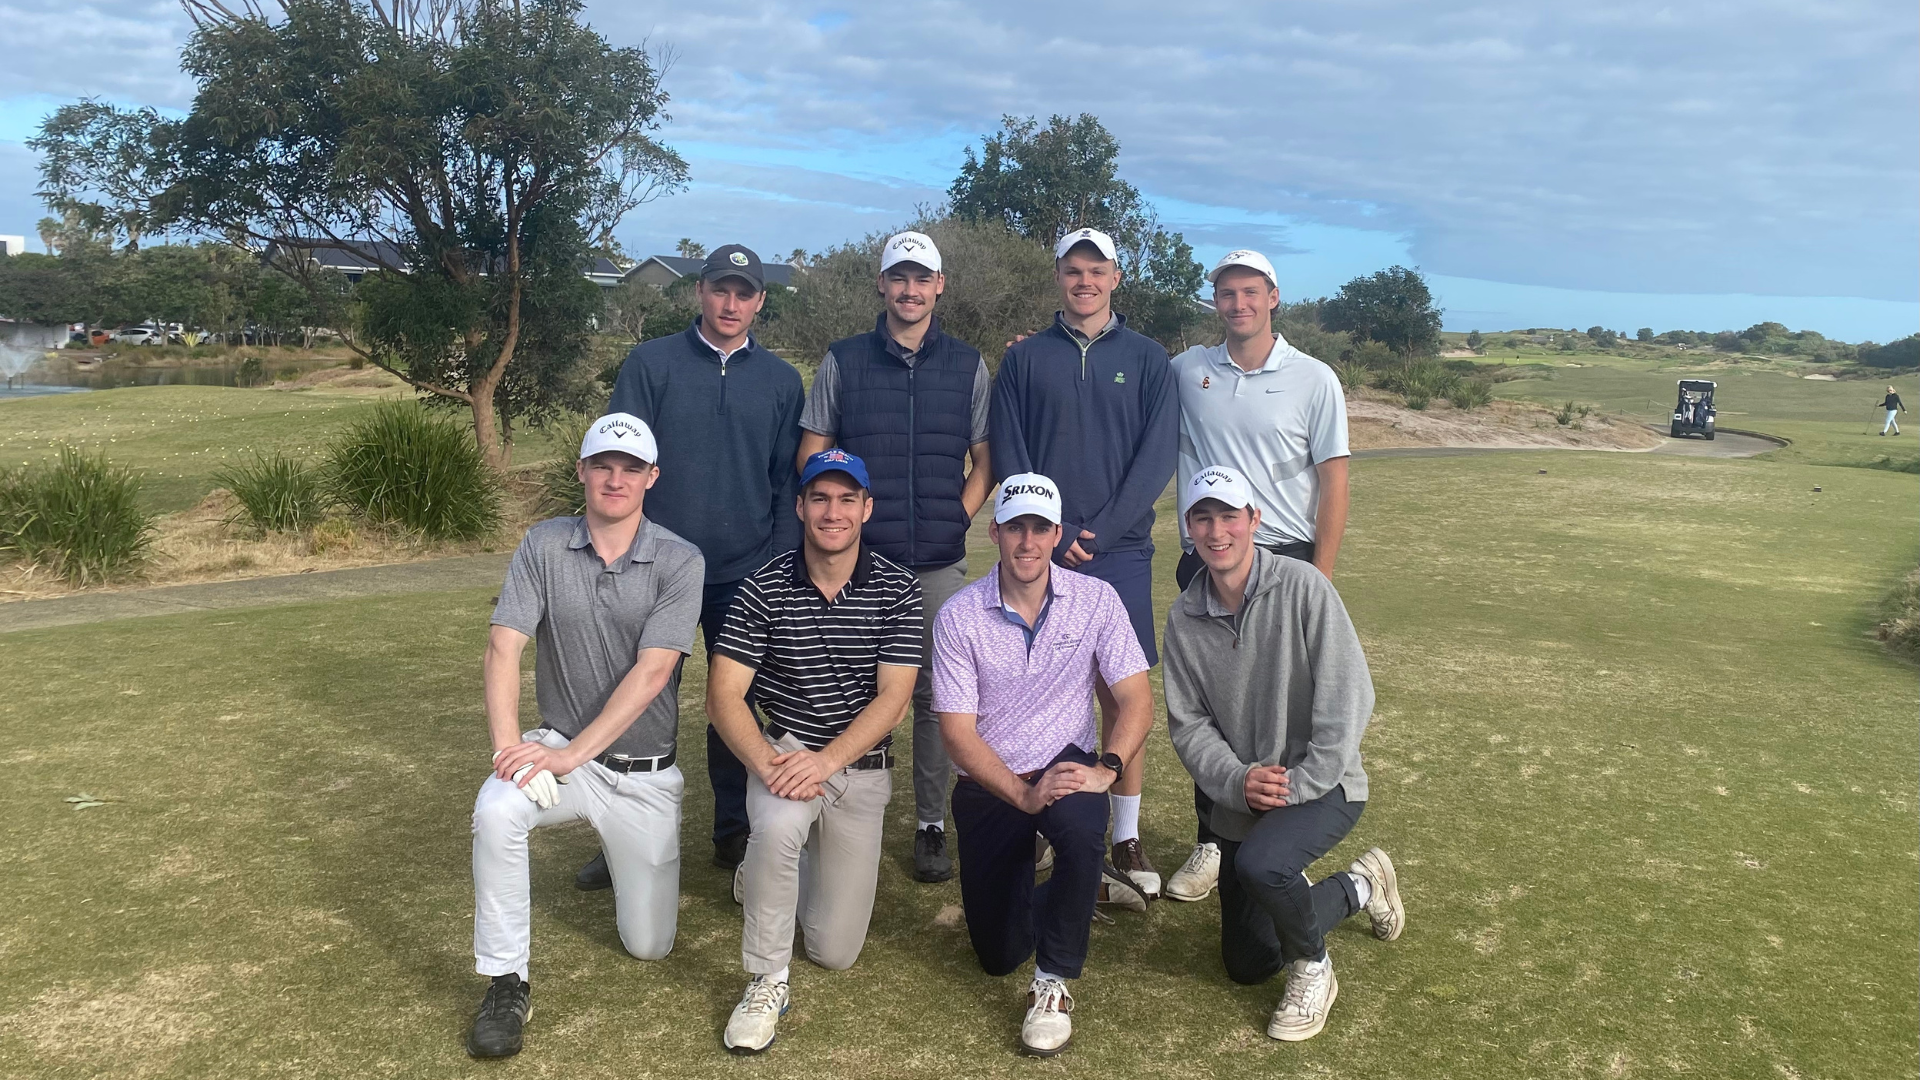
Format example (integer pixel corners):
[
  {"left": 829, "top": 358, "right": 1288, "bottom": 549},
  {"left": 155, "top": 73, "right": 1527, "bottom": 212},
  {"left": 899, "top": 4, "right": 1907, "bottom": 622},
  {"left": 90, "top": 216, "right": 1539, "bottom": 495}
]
[{"left": 1098, "top": 752, "right": 1124, "bottom": 777}]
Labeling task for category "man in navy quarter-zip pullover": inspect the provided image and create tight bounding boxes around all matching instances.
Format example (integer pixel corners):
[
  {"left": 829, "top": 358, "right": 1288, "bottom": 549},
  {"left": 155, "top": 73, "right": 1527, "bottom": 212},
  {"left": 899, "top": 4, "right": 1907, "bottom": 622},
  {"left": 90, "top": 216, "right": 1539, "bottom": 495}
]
[
  {"left": 585, "top": 244, "right": 803, "bottom": 886},
  {"left": 988, "top": 227, "right": 1179, "bottom": 902}
]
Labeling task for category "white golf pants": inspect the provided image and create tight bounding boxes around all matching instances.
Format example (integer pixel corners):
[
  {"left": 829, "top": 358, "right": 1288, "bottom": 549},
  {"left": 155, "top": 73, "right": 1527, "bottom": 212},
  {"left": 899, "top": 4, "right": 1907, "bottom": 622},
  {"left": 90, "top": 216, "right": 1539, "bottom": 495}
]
[
  {"left": 1884, "top": 409, "right": 1901, "bottom": 435},
  {"left": 472, "top": 728, "right": 683, "bottom": 978}
]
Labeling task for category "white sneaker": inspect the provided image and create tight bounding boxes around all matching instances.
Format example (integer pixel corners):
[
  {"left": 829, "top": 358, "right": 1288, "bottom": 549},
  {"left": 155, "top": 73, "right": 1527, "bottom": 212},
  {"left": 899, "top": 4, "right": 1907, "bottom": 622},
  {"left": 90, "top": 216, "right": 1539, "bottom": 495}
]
[
  {"left": 1035, "top": 835, "right": 1054, "bottom": 874},
  {"left": 1019, "top": 976, "right": 1073, "bottom": 1056},
  {"left": 1095, "top": 864, "right": 1149, "bottom": 912},
  {"left": 722, "top": 975, "right": 789, "bottom": 1054},
  {"left": 732, "top": 863, "right": 744, "bottom": 906},
  {"left": 1267, "top": 956, "right": 1338, "bottom": 1042},
  {"left": 1347, "top": 846, "right": 1405, "bottom": 941},
  {"left": 1164, "top": 842, "right": 1221, "bottom": 902}
]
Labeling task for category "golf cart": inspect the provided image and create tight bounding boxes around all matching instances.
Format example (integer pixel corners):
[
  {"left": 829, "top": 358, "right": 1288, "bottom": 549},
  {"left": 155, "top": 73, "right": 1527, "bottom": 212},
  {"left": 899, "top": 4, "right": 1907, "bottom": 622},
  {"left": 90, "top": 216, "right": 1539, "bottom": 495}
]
[{"left": 1671, "top": 379, "right": 1716, "bottom": 440}]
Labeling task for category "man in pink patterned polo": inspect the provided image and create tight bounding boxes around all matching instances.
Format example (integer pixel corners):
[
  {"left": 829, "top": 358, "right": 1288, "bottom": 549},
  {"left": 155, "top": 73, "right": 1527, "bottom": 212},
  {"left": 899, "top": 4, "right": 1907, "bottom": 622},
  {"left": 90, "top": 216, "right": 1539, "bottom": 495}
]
[{"left": 932, "top": 472, "right": 1155, "bottom": 1058}]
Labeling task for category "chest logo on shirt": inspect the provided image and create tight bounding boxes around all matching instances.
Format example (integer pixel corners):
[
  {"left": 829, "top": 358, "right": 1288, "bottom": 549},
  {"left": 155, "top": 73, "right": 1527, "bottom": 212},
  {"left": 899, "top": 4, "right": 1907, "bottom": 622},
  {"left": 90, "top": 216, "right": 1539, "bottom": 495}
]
[
  {"left": 1200, "top": 376, "right": 1211, "bottom": 389},
  {"left": 1113, "top": 371, "right": 1126, "bottom": 384}
]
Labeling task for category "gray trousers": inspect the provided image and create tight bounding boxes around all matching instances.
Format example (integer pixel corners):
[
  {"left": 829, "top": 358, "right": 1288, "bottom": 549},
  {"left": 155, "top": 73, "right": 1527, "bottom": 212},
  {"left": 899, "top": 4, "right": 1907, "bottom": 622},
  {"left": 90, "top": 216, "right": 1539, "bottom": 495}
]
[
  {"left": 472, "top": 729, "right": 683, "bottom": 977},
  {"left": 740, "top": 733, "right": 893, "bottom": 974},
  {"left": 911, "top": 560, "right": 969, "bottom": 827}
]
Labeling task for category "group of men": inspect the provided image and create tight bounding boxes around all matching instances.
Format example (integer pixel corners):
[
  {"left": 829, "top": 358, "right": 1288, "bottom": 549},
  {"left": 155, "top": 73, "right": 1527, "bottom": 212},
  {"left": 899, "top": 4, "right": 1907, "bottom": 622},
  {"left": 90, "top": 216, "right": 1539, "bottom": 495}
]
[{"left": 465, "top": 231, "right": 1406, "bottom": 1060}]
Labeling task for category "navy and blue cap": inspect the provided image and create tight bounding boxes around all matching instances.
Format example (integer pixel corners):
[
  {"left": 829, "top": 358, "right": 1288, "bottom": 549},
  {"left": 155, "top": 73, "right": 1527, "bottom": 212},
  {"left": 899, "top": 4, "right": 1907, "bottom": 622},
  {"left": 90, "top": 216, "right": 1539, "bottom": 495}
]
[
  {"left": 800, "top": 448, "right": 870, "bottom": 491},
  {"left": 701, "top": 244, "right": 765, "bottom": 292}
]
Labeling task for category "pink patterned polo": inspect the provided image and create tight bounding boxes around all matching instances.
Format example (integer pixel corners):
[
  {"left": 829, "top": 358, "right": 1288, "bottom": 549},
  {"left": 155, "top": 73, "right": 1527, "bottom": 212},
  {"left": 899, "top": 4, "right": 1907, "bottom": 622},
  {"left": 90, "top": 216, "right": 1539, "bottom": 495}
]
[{"left": 931, "top": 564, "right": 1150, "bottom": 774}]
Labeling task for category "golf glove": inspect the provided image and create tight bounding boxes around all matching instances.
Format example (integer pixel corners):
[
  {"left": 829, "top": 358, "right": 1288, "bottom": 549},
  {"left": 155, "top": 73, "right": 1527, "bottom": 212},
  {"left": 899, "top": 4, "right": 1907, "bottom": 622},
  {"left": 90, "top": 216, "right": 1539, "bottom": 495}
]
[{"left": 511, "top": 763, "right": 562, "bottom": 810}]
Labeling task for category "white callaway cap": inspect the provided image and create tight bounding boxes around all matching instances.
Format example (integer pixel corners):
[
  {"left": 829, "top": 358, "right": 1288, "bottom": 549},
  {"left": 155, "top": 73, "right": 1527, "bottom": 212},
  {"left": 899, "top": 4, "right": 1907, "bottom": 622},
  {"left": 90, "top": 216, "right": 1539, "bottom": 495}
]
[
  {"left": 1054, "top": 227, "right": 1118, "bottom": 261},
  {"left": 1207, "top": 249, "right": 1277, "bottom": 287},
  {"left": 880, "top": 231, "right": 942, "bottom": 274},
  {"left": 994, "top": 473, "right": 1063, "bottom": 525},
  {"left": 1181, "top": 464, "right": 1257, "bottom": 515},
  {"left": 579, "top": 412, "right": 659, "bottom": 464}
]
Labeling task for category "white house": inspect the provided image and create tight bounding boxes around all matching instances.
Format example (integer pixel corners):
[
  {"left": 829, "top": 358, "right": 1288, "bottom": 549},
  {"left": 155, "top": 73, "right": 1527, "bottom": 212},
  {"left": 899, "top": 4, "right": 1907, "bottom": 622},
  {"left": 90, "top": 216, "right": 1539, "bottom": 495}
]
[{"left": 0, "top": 235, "right": 27, "bottom": 257}]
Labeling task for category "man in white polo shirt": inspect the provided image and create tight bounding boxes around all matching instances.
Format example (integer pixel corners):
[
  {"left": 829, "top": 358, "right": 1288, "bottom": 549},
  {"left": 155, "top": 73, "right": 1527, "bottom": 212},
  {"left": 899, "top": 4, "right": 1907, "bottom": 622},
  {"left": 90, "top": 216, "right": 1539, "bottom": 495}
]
[{"left": 1162, "top": 249, "right": 1352, "bottom": 905}]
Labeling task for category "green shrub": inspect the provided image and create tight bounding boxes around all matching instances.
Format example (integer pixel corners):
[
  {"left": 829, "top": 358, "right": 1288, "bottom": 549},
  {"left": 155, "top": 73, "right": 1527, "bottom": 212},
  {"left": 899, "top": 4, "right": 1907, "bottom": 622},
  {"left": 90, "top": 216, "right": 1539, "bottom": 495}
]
[
  {"left": 236, "top": 356, "right": 265, "bottom": 386},
  {"left": 326, "top": 401, "right": 501, "bottom": 539},
  {"left": 1448, "top": 378, "right": 1495, "bottom": 410},
  {"left": 1382, "top": 361, "right": 1459, "bottom": 411},
  {"left": 1555, "top": 400, "right": 1577, "bottom": 426},
  {"left": 214, "top": 453, "right": 328, "bottom": 533},
  {"left": 539, "top": 414, "right": 593, "bottom": 517},
  {"left": 0, "top": 447, "right": 155, "bottom": 583},
  {"left": 1332, "top": 359, "right": 1370, "bottom": 392}
]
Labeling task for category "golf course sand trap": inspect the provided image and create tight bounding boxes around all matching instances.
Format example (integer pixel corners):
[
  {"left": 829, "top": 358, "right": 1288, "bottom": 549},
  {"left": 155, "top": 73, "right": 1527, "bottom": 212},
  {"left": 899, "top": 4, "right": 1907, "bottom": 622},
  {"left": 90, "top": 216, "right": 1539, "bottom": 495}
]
[{"left": 1347, "top": 394, "right": 1664, "bottom": 452}]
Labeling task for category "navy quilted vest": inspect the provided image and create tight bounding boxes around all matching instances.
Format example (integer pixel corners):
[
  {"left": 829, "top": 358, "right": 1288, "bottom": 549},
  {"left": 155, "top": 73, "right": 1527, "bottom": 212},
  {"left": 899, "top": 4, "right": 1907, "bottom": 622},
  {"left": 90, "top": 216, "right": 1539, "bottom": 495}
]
[{"left": 834, "top": 315, "right": 977, "bottom": 568}]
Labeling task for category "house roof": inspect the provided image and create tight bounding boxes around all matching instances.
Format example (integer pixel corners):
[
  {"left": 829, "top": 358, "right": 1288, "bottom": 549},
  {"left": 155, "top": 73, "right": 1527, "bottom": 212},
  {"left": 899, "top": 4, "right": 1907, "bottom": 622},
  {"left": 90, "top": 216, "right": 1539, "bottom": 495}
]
[
  {"left": 266, "top": 239, "right": 629, "bottom": 285},
  {"left": 624, "top": 254, "right": 796, "bottom": 288}
]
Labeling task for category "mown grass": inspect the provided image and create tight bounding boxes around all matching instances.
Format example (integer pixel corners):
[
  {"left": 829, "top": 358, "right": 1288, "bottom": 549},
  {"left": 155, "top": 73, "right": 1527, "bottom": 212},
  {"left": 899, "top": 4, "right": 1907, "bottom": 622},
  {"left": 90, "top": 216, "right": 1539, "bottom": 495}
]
[
  {"left": 0, "top": 448, "right": 1912, "bottom": 1079},
  {"left": 0, "top": 385, "right": 577, "bottom": 513},
  {"left": 1491, "top": 354, "right": 1919, "bottom": 467}
]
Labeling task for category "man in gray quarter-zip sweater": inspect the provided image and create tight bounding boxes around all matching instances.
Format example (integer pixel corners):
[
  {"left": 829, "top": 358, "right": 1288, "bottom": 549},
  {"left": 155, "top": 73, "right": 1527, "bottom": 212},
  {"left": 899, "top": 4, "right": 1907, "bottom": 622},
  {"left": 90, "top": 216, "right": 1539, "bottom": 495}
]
[{"left": 1162, "top": 465, "right": 1406, "bottom": 1044}]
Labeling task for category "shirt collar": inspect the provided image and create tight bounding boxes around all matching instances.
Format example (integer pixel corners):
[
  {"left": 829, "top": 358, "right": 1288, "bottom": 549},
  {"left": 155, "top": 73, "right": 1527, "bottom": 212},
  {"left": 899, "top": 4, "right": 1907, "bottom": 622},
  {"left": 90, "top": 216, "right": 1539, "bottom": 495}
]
[
  {"left": 1209, "top": 332, "right": 1293, "bottom": 374},
  {"left": 567, "top": 516, "right": 658, "bottom": 572},
  {"left": 989, "top": 563, "right": 1058, "bottom": 610},
  {"left": 692, "top": 319, "right": 754, "bottom": 363},
  {"left": 1200, "top": 548, "right": 1263, "bottom": 617},
  {"left": 788, "top": 544, "right": 874, "bottom": 596},
  {"left": 1054, "top": 310, "right": 1121, "bottom": 343},
  {"left": 874, "top": 312, "right": 941, "bottom": 363}
]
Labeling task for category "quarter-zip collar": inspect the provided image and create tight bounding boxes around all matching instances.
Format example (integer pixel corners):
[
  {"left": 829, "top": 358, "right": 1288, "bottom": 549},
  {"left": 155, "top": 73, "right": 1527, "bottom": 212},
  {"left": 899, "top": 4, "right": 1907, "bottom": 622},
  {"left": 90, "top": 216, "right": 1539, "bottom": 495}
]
[
  {"left": 688, "top": 318, "right": 755, "bottom": 369},
  {"left": 1179, "top": 548, "right": 1277, "bottom": 619},
  {"left": 1053, "top": 310, "right": 1123, "bottom": 381}
]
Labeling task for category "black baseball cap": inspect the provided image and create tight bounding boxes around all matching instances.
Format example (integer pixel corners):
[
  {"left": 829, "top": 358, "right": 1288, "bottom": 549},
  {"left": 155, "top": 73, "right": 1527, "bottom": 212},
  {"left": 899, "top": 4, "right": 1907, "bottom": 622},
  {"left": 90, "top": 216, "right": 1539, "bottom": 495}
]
[{"left": 700, "top": 244, "right": 765, "bottom": 292}]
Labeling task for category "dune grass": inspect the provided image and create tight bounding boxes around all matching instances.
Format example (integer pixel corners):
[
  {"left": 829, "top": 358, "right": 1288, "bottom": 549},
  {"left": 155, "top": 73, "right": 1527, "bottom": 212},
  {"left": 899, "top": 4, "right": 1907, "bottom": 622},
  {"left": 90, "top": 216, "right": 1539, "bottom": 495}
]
[{"left": 0, "top": 446, "right": 1912, "bottom": 1079}]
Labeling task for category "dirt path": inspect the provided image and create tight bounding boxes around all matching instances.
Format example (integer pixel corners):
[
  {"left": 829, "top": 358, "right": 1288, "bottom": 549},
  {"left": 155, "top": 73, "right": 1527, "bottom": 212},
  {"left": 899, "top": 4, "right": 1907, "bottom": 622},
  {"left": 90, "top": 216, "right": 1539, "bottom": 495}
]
[
  {"left": 1354, "top": 429, "right": 1779, "bottom": 461},
  {"left": 0, "top": 553, "right": 508, "bottom": 635}
]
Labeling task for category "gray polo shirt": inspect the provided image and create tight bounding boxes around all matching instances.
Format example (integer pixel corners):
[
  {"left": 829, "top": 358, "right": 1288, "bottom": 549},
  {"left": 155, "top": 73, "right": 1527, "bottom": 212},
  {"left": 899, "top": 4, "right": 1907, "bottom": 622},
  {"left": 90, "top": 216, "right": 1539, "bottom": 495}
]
[{"left": 491, "top": 516, "right": 704, "bottom": 759}]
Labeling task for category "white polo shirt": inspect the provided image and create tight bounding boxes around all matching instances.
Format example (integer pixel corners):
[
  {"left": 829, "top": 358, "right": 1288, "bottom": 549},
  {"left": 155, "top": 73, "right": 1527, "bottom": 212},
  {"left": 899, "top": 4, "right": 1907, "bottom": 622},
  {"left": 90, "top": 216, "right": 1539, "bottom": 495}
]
[{"left": 1170, "top": 332, "right": 1349, "bottom": 550}]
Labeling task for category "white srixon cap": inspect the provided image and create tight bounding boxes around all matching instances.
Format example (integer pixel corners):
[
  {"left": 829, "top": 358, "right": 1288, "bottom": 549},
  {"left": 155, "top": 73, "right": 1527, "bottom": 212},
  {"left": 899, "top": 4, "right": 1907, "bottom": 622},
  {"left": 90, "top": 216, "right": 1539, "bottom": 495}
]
[
  {"left": 994, "top": 473, "right": 1063, "bottom": 525},
  {"left": 1053, "top": 227, "right": 1118, "bottom": 262},
  {"left": 880, "top": 231, "right": 942, "bottom": 274},
  {"left": 1207, "top": 249, "right": 1277, "bottom": 288},
  {"left": 1181, "top": 464, "right": 1257, "bottom": 516},
  {"left": 579, "top": 412, "right": 659, "bottom": 464}
]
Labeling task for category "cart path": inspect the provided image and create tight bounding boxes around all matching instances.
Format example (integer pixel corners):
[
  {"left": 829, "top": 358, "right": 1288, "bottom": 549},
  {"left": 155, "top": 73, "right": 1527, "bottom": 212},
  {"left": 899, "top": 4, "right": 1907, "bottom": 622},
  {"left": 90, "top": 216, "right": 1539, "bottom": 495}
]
[
  {"left": 2, "top": 431, "right": 1783, "bottom": 634},
  {"left": 0, "top": 553, "right": 510, "bottom": 635}
]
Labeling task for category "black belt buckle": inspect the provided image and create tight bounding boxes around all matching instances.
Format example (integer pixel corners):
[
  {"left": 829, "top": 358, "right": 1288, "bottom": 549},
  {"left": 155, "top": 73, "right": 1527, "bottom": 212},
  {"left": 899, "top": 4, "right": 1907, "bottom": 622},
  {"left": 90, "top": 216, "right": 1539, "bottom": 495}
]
[
  {"left": 596, "top": 750, "right": 676, "bottom": 773},
  {"left": 850, "top": 748, "right": 893, "bottom": 771}
]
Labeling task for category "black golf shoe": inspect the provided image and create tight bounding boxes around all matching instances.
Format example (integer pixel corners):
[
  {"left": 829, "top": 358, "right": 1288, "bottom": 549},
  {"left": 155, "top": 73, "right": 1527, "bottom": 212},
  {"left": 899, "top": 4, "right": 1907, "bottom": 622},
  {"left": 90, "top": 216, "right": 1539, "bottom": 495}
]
[
  {"left": 574, "top": 851, "right": 612, "bottom": 891},
  {"left": 466, "top": 974, "right": 531, "bottom": 1058},
  {"left": 913, "top": 826, "right": 953, "bottom": 882}
]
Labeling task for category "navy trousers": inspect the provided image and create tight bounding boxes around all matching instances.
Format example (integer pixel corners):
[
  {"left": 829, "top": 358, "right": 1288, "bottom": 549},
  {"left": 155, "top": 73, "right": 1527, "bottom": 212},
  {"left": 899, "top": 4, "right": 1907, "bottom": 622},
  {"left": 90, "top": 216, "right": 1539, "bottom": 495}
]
[
  {"left": 951, "top": 746, "right": 1109, "bottom": 980},
  {"left": 694, "top": 577, "right": 752, "bottom": 847},
  {"left": 1217, "top": 785, "right": 1362, "bottom": 984},
  {"left": 1176, "top": 542, "right": 1315, "bottom": 845}
]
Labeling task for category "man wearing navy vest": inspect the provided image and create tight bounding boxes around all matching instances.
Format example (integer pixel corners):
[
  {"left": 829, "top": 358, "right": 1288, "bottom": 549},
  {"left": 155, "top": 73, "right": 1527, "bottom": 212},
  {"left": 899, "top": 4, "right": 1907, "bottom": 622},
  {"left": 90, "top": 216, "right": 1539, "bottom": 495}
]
[{"left": 797, "top": 230, "right": 993, "bottom": 884}]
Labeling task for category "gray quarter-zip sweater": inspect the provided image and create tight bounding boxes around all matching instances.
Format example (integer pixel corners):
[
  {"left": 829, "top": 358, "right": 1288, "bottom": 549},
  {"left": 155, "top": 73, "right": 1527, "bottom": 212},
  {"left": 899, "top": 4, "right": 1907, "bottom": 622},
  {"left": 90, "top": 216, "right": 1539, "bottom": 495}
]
[{"left": 1163, "top": 549, "right": 1373, "bottom": 842}]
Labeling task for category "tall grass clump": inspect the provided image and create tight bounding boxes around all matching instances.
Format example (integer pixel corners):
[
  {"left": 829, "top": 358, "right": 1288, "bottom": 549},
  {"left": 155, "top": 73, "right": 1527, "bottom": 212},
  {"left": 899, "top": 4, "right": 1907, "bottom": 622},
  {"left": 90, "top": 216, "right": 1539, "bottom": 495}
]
[
  {"left": 1383, "top": 360, "right": 1459, "bottom": 411},
  {"left": 326, "top": 401, "right": 501, "bottom": 540},
  {"left": 215, "top": 453, "right": 328, "bottom": 533},
  {"left": 1332, "top": 359, "right": 1370, "bottom": 392},
  {"left": 0, "top": 447, "right": 155, "bottom": 583},
  {"left": 1877, "top": 569, "right": 1920, "bottom": 659},
  {"left": 538, "top": 413, "right": 592, "bottom": 517},
  {"left": 1447, "top": 378, "right": 1496, "bottom": 410}
]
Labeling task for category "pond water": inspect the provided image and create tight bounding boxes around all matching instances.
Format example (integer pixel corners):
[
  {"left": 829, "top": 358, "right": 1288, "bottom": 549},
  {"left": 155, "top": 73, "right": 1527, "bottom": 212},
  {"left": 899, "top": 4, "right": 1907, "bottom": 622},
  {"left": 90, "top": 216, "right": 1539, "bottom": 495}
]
[{"left": 0, "top": 355, "right": 343, "bottom": 398}]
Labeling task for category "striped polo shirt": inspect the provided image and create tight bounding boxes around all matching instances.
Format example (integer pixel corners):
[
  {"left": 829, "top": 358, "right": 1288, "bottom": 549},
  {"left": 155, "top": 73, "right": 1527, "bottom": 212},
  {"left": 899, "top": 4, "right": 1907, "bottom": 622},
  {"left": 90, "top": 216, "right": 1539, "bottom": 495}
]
[{"left": 714, "top": 546, "right": 923, "bottom": 751}]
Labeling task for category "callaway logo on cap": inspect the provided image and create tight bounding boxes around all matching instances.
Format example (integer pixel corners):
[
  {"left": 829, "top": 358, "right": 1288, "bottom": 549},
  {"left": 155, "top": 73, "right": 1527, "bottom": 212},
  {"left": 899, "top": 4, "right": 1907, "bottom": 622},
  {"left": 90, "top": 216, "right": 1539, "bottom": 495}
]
[
  {"left": 1180, "top": 464, "right": 1257, "bottom": 515},
  {"left": 1207, "top": 248, "right": 1277, "bottom": 288},
  {"left": 880, "top": 230, "right": 943, "bottom": 274},
  {"left": 994, "top": 473, "right": 1063, "bottom": 525},
  {"left": 578, "top": 412, "right": 659, "bottom": 465}
]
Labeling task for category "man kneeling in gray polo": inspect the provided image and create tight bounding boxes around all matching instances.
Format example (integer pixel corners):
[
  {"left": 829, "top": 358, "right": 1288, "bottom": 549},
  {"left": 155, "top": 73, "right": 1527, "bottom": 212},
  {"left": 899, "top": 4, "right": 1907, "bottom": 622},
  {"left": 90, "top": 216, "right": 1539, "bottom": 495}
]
[
  {"left": 469, "top": 413, "right": 704, "bottom": 1059},
  {"left": 709, "top": 449, "right": 922, "bottom": 1054},
  {"left": 1163, "top": 465, "right": 1405, "bottom": 1044}
]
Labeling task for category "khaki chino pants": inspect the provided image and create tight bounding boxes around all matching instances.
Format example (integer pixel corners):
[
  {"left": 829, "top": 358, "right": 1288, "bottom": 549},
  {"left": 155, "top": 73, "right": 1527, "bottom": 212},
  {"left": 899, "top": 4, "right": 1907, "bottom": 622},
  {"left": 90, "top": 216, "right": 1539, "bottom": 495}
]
[{"left": 740, "top": 733, "right": 892, "bottom": 974}]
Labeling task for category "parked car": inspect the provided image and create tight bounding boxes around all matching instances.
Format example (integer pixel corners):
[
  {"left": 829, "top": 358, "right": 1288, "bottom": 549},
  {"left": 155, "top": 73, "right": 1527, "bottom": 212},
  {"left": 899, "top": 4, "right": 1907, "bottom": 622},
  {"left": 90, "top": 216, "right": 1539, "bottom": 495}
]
[{"left": 111, "top": 325, "right": 164, "bottom": 346}]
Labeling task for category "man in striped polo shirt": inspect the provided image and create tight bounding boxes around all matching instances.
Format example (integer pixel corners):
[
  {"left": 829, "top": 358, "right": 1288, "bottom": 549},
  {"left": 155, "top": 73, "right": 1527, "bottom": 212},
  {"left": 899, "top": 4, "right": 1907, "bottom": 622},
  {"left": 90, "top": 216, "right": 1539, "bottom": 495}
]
[{"left": 708, "top": 449, "right": 922, "bottom": 1054}]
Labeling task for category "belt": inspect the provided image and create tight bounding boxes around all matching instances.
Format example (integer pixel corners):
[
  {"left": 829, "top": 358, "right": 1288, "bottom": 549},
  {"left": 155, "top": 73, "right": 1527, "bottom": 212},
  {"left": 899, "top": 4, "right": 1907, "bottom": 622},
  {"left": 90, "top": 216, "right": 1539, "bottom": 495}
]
[
  {"left": 595, "top": 749, "right": 676, "bottom": 773},
  {"left": 766, "top": 725, "right": 893, "bottom": 771}
]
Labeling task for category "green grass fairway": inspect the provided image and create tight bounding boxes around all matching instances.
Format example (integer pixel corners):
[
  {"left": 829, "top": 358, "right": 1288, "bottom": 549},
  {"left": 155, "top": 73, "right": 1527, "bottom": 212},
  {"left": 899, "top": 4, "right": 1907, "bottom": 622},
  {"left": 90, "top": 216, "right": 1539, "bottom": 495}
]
[
  {"left": 1491, "top": 355, "right": 1919, "bottom": 468},
  {"left": 0, "top": 385, "right": 574, "bottom": 513},
  {"left": 1, "top": 448, "right": 1912, "bottom": 1078}
]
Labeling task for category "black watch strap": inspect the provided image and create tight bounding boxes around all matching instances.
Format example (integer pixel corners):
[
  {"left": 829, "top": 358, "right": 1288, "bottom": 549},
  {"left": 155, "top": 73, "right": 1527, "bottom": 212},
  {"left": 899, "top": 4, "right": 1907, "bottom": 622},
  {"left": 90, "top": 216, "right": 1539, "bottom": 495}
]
[{"left": 1099, "top": 751, "right": 1124, "bottom": 775}]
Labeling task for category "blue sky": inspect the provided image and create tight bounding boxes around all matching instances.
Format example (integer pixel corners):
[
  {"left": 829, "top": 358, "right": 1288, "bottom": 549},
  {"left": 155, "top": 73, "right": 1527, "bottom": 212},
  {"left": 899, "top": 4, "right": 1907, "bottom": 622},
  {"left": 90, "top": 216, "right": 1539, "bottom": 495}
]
[{"left": 1, "top": 0, "right": 1914, "bottom": 340}]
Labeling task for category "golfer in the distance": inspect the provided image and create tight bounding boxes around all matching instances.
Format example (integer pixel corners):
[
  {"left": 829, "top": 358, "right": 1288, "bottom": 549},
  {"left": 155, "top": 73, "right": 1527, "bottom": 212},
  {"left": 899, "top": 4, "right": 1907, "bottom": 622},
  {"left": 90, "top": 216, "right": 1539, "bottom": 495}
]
[
  {"left": 1878, "top": 385, "right": 1904, "bottom": 436},
  {"left": 467, "top": 414, "right": 703, "bottom": 1058}
]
